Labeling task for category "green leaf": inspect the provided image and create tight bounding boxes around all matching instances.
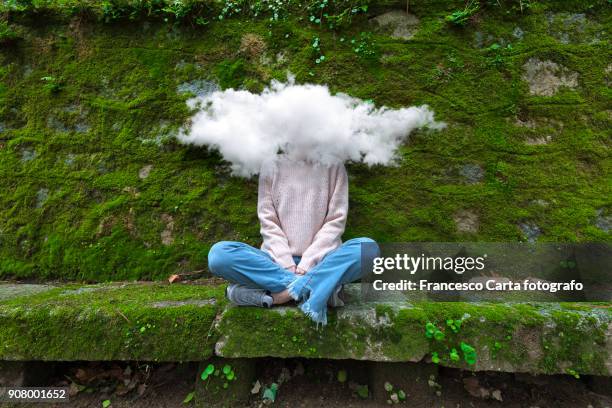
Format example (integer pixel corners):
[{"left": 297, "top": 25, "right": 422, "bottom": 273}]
[
  {"left": 337, "top": 369, "right": 347, "bottom": 383},
  {"left": 183, "top": 392, "right": 194, "bottom": 404},
  {"left": 205, "top": 364, "right": 215, "bottom": 374},
  {"left": 222, "top": 364, "right": 231, "bottom": 375},
  {"left": 434, "top": 330, "right": 445, "bottom": 341},
  {"left": 102, "top": 400, "right": 111, "bottom": 408},
  {"left": 356, "top": 385, "right": 369, "bottom": 399},
  {"left": 431, "top": 352, "right": 440, "bottom": 364}
]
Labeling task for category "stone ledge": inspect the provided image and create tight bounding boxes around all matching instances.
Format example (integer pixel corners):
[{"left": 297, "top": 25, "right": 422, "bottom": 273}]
[{"left": 0, "top": 282, "right": 610, "bottom": 377}]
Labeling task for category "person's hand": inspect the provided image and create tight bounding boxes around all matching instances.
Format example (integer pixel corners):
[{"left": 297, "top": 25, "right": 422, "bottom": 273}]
[
  {"left": 295, "top": 267, "right": 307, "bottom": 275},
  {"left": 286, "top": 265, "right": 297, "bottom": 273}
]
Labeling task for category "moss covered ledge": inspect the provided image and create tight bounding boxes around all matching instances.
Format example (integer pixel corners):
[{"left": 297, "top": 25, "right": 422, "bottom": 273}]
[
  {"left": 0, "top": 281, "right": 225, "bottom": 361},
  {"left": 213, "top": 286, "right": 612, "bottom": 376},
  {"left": 1, "top": 282, "right": 611, "bottom": 377}
]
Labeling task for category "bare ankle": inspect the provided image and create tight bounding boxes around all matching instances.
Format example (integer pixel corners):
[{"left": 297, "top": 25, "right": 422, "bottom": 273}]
[{"left": 272, "top": 290, "right": 291, "bottom": 305}]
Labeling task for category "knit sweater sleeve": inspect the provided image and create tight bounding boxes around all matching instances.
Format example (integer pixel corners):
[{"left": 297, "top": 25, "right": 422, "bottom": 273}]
[
  {"left": 297, "top": 164, "right": 348, "bottom": 272},
  {"left": 257, "top": 163, "right": 297, "bottom": 269}
]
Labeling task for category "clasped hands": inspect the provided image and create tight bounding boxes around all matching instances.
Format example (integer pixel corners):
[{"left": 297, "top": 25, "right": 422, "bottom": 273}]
[{"left": 286, "top": 265, "right": 307, "bottom": 275}]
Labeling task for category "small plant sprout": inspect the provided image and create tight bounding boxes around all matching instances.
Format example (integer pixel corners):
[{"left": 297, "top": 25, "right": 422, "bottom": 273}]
[
  {"left": 40, "top": 76, "right": 61, "bottom": 94},
  {"left": 434, "top": 330, "right": 445, "bottom": 341},
  {"left": 425, "top": 322, "right": 437, "bottom": 338},
  {"left": 337, "top": 369, "right": 347, "bottom": 383},
  {"left": 311, "top": 36, "right": 325, "bottom": 64},
  {"left": 445, "top": 0, "right": 479, "bottom": 26},
  {"left": 201, "top": 363, "right": 215, "bottom": 381},
  {"left": 182, "top": 391, "right": 194, "bottom": 404},
  {"left": 460, "top": 342, "right": 477, "bottom": 365},
  {"left": 398, "top": 389, "right": 406, "bottom": 401},
  {"left": 450, "top": 348, "right": 460, "bottom": 362},
  {"left": 446, "top": 318, "right": 462, "bottom": 333},
  {"left": 356, "top": 384, "right": 369, "bottom": 399},
  {"left": 384, "top": 381, "right": 393, "bottom": 392},
  {"left": 431, "top": 352, "right": 440, "bottom": 364},
  {"left": 566, "top": 368, "right": 580, "bottom": 379}
]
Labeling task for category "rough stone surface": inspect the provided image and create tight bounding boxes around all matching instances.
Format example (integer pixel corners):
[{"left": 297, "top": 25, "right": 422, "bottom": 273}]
[
  {"left": 371, "top": 11, "right": 420, "bottom": 40},
  {"left": 595, "top": 209, "right": 611, "bottom": 233},
  {"left": 519, "top": 222, "right": 541, "bottom": 243},
  {"left": 459, "top": 164, "right": 484, "bottom": 184},
  {"left": 176, "top": 80, "right": 219, "bottom": 98},
  {"left": 138, "top": 165, "right": 153, "bottom": 179},
  {"left": 0, "top": 282, "right": 610, "bottom": 376},
  {"left": 454, "top": 210, "right": 479, "bottom": 233},
  {"left": 522, "top": 58, "right": 579, "bottom": 96},
  {"left": 0, "top": 284, "right": 55, "bottom": 301}
]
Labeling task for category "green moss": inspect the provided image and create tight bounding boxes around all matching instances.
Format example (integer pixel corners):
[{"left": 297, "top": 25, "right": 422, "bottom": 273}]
[
  {"left": 215, "top": 299, "right": 611, "bottom": 375},
  {"left": 0, "top": 282, "right": 609, "bottom": 374},
  {"left": 0, "top": 282, "right": 225, "bottom": 360}
]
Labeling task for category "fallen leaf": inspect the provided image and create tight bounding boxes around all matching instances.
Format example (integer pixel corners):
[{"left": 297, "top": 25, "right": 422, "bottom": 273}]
[
  {"left": 492, "top": 389, "right": 503, "bottom": 401},
  {"left": 251, "top": 380, "right": 261, "bottom": 394},
  {"left": 168, "top": 274, "right": 181, "bottom": 283},
  {"left": 183, "top": 391, "right": 195, "bottom": 404}
]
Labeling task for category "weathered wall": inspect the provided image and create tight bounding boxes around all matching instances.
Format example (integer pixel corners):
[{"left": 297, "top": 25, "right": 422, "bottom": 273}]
[{"left": 0, "top": 0, "right": 610, "bottom": 281}]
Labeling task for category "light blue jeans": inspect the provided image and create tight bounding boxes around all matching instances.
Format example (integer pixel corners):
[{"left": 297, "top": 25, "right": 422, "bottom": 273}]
[{"left": 208, "top": 237, "right": 378, "bottom": 325}]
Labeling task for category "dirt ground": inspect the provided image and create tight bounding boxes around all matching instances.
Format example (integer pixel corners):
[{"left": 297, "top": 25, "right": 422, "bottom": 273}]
[{"left": 4, "top": 359, "right": 611, "bottom": 408}]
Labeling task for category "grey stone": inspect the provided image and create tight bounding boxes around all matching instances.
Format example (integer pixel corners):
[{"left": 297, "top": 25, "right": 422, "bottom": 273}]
[
  {"left": 60, "top": 286, "right": 104, "bottom": 296},
  {"left": 371, "top": 11, "right": 420, "bottom": 40},
  {"left": 35, "top": 188, "right": 49, "bottom": 208},
  {"left": 595, "top": 209, "right": 611, "bottom": 233},
  {"left": 512, "top": 26, "right": 524, "bottom": 40},
  {"left": 21, "top": 148, "right": 36, "bottom": 162},
  {"left": 454, "top": 209, "right": 479, "bottom": 233},
  {"left": 519, "top": 222, "right": 541, "bottom": 243},
  {"left": 525, "top": 135, "right": 552, "bottom": 145},
  {"left": 161, "top": 213, "right": 174, "bottom": 246},
  {"left": 0, "top": 284, "right": 55, "bottom": 301},
  {"left": 138, "top": 164, "right": 153, "bottom": 179},
  {"left": 64, "top": 153, "right": 76, "bottom": 166},
  {"left": 151, "top": 299, "right": 216, "bottom": 308},
  {"left": 46, "top": 115, "right": 70, "bottom": 132},
  {"left": 177, "top": 79, "right": 219, "bottom": 98},
  {"left": 522, "top": 58, "right": 579, "bottom": 96},
  {"left": 459, "top": 164, "right": 484, "bottom": 184},
  {"left": 474, "top": 31, "right": 484, "bottom": 48}
]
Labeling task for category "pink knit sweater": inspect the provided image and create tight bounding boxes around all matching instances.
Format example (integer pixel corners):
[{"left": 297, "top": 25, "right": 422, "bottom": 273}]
[{"left": 258, "top": 158, "right": 348, "bottom": 272}]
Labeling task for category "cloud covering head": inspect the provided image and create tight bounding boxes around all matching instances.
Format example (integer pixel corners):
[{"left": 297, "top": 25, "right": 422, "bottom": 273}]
[{"left": 177, "top": 77, "right": 445, "bottom": 176}]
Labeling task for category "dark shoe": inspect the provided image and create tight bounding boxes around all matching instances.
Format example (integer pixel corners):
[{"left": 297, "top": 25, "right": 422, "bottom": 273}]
[{"left": 226, "top": 284, "right": 273, "bottom": 308}]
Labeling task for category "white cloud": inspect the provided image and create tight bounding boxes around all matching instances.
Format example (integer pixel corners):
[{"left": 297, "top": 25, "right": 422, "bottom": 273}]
[{"left": 177, "top": 76, "right": 445, "bottom": 177}]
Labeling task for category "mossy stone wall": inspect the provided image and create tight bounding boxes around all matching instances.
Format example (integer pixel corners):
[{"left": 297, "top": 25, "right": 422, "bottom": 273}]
[{"left": 0, "top": 0, "right": 610, "bottom": 280}]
